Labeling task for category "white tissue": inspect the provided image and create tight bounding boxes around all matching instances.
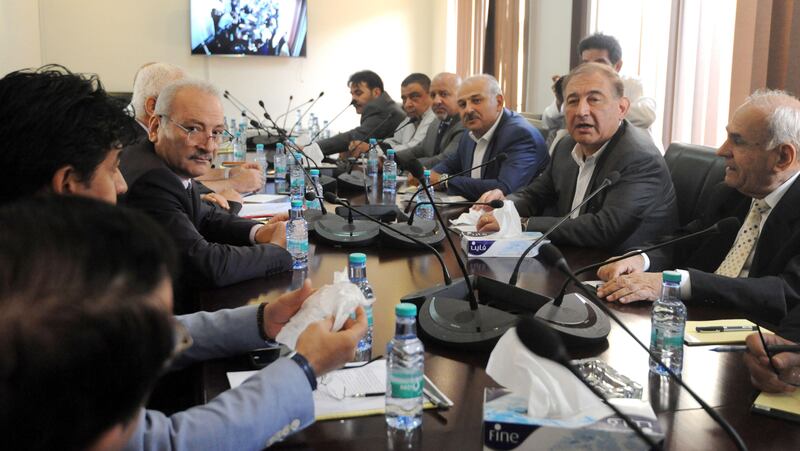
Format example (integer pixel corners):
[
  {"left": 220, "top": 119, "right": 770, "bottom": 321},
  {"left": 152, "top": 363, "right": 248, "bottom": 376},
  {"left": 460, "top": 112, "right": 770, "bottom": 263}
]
[
  {"left": 275, "top": 269, "right": 370, "bottom": 349},
  {"left": 486, "top": 328, "right": 607, "bottom": 421},
  {"left": 488, "top": 201, "right": 522, "bottom": 238},
  {"left": 451, "top": 208, "right": 482, "bottom": 226}
]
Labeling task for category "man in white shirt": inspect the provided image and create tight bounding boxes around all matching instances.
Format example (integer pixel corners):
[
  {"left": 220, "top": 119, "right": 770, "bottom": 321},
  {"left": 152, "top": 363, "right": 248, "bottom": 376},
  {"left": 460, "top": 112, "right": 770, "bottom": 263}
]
[
  {"left": 543, "top": 33, "right": 656, "bottom": 135},
  {"left": 597, "top": 90, "right": 800, "bottom": 325}
]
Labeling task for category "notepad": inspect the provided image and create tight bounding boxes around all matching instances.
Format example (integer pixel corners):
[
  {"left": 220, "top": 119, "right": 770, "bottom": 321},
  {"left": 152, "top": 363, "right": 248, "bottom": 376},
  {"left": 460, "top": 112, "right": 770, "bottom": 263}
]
[
  {"left": 684, "top": 319, "right": 773, "bottom": 346},
  {"left": 242, "top": 194, "right": 288, "bottom": 203},
  {"left": 752, "top": 390, "right": 800, "bottom": 423},
  {"left": 239, "top": 202, "right": 291, "bottom": 218}
]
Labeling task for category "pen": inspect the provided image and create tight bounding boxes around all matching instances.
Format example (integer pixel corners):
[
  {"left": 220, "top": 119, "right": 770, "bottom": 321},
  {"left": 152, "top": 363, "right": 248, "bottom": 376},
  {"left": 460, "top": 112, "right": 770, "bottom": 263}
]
[
  {"left": 710, "top": 344, "right": 800, "bottom": 352},
  {"left": 350, "top": 392, "right": 385, "bottom": 398},
  {"left": 695, "top": 325, "right": 757, "bottom": 333}
]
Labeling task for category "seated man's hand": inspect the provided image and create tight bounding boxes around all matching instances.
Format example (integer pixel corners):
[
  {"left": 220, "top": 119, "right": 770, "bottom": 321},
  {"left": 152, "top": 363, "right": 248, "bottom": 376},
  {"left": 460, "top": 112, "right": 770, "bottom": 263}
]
[
  {"left": 296, "top": 306, "right": 368, "bottom": 376},
  {"left": 744, "top": 333, "right": 800, "bottom": 393},
  {"left": 407, "top": 173, "right": 420, "bottom": 187},
  {"left": 596, "top": 272, "right": 661, "bottom": 303},
  {"left": 267, "top": 212, "right": 289, "bottom": 224},
  {"left": 476, "top": 212, "right": 500, "bottom": 233},
  {"left": 201, "top": 192, "right": 231, "bottom": 210},
  {"left": 596, "top": 255, "right": 646, "bottom": 281},
  {"left": 255, "top": 220, "right": 287, "bottom": 248},
  {"left": 261, "top": 279, "right": 316, "bottom": 340},
  {"left": 348, "top": 140, "right": 370, "bottom": 157},
  {"left": 473, "top": 189, "right": 506, "bottom": 212},
  {"left": 429, "top": 171, "right": 444, "bottom": 189},
  {"left": 229, "top": 163, "right": 265, "bottom": 193}
]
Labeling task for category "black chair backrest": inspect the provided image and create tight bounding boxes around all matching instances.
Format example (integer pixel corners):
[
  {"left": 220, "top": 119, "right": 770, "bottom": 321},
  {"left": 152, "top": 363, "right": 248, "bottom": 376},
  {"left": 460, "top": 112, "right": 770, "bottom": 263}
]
[{"left": 664, "top": 142, "right": 726, "bottom": 226}]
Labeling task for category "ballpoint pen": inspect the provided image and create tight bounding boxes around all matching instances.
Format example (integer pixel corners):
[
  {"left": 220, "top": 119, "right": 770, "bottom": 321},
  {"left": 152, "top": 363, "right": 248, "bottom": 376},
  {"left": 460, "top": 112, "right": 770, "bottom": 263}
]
[
  {"left": 710, "top": 344, "right": 800, "bottom": 352},
  {"left": 695, "top": 325, "right": 757, "bottom": 333}
]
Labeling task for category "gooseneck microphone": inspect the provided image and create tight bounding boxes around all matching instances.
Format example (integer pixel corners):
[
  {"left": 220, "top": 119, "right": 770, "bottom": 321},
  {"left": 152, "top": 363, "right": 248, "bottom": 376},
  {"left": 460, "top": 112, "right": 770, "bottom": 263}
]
[
  {"left": 552, "top": 217, "right": 741, "bottom": 306},
  {"left": 507, "top": 171, "right": 621, "bottom": 286},
  {"left": 403, "top": 153, "right": 509, "bottom": 214},
  {"left": 273, "top": 97, "right": 314, "bottom": 122},
  {"left": 407, "top": 199, "right": 504, "bottom": 225},
  {"left": 307, "top": 100, "right": 354, "bottom": 143},
  {"left": 323, "top": 192, "right": 452, "bottom": 285},
  {"left": 515, "top": 316, "right": 660, "bottom": 450},
  {"left": 288, "top": 91, "right": 325, "bottom": 138},
  {"left": 223, "top": 90, "right": 265, "bottom": 129},
  {"left": 538, "top": 243, "right": 748, "bottom": 451},
  {"left": 282, "top": 95, "right": 293, "bottom": 131}
]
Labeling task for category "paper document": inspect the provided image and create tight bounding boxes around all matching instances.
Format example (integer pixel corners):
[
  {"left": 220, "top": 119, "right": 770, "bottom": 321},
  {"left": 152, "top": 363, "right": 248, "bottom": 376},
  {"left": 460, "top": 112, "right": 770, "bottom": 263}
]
[
  {"left": 243, "top": 194, "right": 289, "bottom": 203},
  {"left": 239, "top": 202, "right": 291, "bottom": 218},
  {"left": 752, "top": 389, "right": 800, "bottom": 423},
  {"left": 685, "top": 319, "right": 773, "bottom": 345}
]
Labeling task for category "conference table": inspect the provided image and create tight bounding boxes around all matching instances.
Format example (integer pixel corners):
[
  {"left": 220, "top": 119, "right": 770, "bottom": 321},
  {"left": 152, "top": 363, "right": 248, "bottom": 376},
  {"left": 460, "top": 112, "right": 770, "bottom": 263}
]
[{"left": 196, "top": 182, "right": 799, "bottom": 451}]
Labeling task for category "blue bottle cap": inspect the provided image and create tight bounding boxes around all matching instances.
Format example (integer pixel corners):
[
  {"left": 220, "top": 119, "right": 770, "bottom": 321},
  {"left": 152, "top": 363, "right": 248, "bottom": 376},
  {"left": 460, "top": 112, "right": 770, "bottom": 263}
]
[
  {"left": 423, "top": 169, "right": 431, "bottom": 176},
  {"left": 276, "top": 143, "right": 284, "bottom": 150},
  {"left": 387, "top": 149, "right": 396, "bottom": 156},
  {"left": 662, "top": 270, "right": 681, "bottom": 283},
  {"left": 256, "top": 143, "right": 264, "bottom": 151},
  {"left": 349, "top": 253, "right": 367, "bottom": 264},
  {"left": 291, "top": 199, "right": 303, "bottom": 208},
  {"left": 310, "top": 169, "right": 320, "bottom": 176},
  {"left": 395, "top": 303, "right": 417, "bottom": 317},
  {"left": 369, "top": 138, "right": 377, "bottom": 145}
]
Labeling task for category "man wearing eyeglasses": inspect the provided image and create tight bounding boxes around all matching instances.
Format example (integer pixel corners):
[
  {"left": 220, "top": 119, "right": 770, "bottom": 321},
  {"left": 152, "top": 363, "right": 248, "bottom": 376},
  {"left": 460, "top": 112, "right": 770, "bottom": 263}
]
[{"left": 121, "top": 79, "right": 291, "bottom": 304}]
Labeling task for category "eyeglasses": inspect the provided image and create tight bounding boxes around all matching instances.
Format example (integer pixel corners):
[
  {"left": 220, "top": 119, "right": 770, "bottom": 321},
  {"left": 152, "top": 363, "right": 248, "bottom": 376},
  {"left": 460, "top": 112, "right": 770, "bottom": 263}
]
[{"left": 160, "top": 115, "right": 233, "bottom": 146}]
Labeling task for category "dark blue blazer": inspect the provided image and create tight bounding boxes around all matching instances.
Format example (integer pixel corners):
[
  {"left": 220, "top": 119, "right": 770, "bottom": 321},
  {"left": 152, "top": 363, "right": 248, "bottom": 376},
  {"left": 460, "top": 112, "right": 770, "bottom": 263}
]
[{"left": 432, "top": 109, "right": 548, "bottom": 201}]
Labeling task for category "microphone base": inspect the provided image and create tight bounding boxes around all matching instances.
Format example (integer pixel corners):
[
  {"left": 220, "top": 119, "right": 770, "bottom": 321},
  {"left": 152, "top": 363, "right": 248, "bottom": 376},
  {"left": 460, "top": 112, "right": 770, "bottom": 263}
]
[
  {"left": 314, "top": 217, "right": 380, "bottom": 247},
  {"left": 337, "top": 172, "right": 374, "bottom": 192},
  {"left": 534, "top": 292, "right": 611, "bottom": 346},
  {"left": 303, "top": 209, "right": 339, "bottom": 234},
  {"left": 381, "top": 219, "right": 445, "bottom": 248},
  {"left": 334, "top": 204, "right": 406, "bottom": 223},
  {"left": 400, "top": 276, "right": 610, "bottom": 349}
]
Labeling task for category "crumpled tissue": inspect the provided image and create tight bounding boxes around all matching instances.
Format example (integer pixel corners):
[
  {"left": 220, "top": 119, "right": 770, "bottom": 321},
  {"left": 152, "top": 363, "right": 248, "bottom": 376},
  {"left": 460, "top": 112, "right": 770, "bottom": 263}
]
[
  {"left": 275, "top": 269, "right": 371, "bottom": 349},
  {"left": 486, "top": 327, "right": 608, "bottom": 421},
  {"left": 451, "top": 200, "right": 522, "bottom": 238}
]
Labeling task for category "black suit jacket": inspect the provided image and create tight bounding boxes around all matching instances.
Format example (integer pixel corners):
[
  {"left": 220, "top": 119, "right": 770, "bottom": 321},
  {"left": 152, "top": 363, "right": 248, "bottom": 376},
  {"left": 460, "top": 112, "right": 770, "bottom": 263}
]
[
  {"left": 120, "top": 141, "right": 291, "bottom": 291},
  {"left": 508, "top": 120, "right": 679, "bottom": 253},
  {"left": 316, "top": 91, "right": 405, "bottom": 155},
  {"left": 652, "top": 179, "right": 800, "bottom": 323}
]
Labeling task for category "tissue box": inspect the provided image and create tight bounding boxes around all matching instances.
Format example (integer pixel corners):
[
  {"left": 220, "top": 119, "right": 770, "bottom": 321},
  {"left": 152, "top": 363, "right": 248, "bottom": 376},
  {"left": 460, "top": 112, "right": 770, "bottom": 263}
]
[
  {"left": 483, "top": 388, "right": 663, "bottom": 450},
  {"left": 461, "top": 231, "right": 546, "bottom": 258}
]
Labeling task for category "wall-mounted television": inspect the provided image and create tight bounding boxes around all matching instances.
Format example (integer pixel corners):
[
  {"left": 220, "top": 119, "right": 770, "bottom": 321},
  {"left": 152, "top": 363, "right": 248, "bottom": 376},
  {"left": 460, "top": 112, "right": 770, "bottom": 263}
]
[{"left": 191, "top": 0, "right": 307, "bottom": 57}]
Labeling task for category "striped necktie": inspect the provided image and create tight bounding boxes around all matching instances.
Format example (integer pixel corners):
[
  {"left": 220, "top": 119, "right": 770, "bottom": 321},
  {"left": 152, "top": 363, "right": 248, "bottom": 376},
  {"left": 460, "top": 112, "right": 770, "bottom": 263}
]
[{"left": 714, "top": 198, "right": 771, "bottom": 277}]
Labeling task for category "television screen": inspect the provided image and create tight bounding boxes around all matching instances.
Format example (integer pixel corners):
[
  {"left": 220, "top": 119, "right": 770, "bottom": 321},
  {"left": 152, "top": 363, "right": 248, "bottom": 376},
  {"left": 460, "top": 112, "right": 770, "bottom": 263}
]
[{"left": 191, "top": 0, "right": 307, "bottom": 57}]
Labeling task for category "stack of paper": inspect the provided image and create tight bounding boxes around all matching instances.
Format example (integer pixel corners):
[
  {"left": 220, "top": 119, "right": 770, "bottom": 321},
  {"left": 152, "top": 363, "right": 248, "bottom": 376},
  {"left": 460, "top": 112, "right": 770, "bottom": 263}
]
[{"left": 684, "top": 319, "right": 772, "bottom": 345}]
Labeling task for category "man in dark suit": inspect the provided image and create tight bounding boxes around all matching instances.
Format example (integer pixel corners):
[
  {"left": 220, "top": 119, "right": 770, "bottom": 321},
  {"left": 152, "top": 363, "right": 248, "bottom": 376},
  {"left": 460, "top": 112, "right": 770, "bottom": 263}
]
[
  {"left": 425, "top": 74, "right": 548, "bottom": 201},
  {"left": 302, "top": 70, "right": 405, "bottom": 163},
  {"left": 120, "top": 79, "right": 291, "bottom": 294},
  {"left": 597, "top": 90, "right": 800, "bottom": 325},
  {"left": 476, "top": 63, "right": 677, "bottom": 253},
  {"left": 395, "top": 72, "right": 466, "bottom": 170}
]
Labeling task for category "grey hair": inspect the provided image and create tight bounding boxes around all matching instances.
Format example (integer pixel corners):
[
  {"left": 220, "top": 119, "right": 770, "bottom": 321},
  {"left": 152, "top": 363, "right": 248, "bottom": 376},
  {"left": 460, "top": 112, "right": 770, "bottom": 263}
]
[
  {"left": 154, "top": 79, "right": 222, "bottom": 118},
  {"left": 465, "top": 74, "right": 502, "bottom": 97},
  {"left": 562, "top": 62, "right": 624, "bottom": 98},
  {"left": 130, "top": 63, "right": 186, "bottom": 121},
  {"left": 745, "top": 89, "right": 800, "bottom": 150}
]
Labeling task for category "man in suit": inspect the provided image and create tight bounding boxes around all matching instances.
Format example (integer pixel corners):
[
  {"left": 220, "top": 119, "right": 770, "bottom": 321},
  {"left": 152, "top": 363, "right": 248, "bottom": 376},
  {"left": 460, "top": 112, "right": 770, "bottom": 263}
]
[
  {"left": 423, "top": 74, "right": 548, "bottom": 201},
  {"left": 128, "top": 62, "right": 263, "bottom": 208},
  {"left": 0, "top": 67, "right": 366, "bottom": 451},
  {"left": 395, "top": 72, "right": 466, "bottom": 170},
  {"left": 120, "top": 78, "right": 291, "bottom": 294},
  {"left": 597, "top": 90, "right": 800, "bottom": 324},
  {"left": 476, "top": 63, "right": 678, "bottom": 253},
  {"left": 302, "top": 70, "right": 405, "bottom": 163}
]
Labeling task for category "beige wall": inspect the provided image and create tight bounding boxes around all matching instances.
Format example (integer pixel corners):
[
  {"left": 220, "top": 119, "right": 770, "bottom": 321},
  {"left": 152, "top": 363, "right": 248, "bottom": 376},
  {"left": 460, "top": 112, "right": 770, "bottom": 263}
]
[
  {"left": 25, "top": 0, "right": 446, "bottom": 131},
  {"left": 525, "top": 0, "right": 572, "bottom": 114},
  {"left": 0, "top": 0, "right": 42, "bottom": 75}
]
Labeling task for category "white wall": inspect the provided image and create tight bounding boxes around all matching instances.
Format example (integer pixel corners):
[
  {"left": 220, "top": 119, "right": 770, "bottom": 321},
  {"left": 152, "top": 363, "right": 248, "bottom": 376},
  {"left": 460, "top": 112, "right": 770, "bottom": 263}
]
[
  {"left": 30, "top": 0, "right": 445, "bottom": 131},
  {"left": 525, "top": 0, "right": 572, "bottom": 114},
  {"left": 0, "top": 0, "right": 42, "bottom": 75}
]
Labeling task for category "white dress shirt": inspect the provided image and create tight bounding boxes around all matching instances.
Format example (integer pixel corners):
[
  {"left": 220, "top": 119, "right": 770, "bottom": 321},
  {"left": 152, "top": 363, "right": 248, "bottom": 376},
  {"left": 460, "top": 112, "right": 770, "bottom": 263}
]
[
  {"left": 469, "top": 111, "right": 504, "bottom": 178},
  {"left": 381, "top": 108, "right": 436, "bottom": 155},
  {"left": 568, "top": 140, "right": 611, "bottom": 218}
]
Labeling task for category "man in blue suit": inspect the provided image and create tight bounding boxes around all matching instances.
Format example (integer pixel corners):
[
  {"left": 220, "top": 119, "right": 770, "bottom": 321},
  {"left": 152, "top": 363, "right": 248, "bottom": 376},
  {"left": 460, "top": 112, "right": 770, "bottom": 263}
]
[{"left": 423, "top": 74, "right": 548, "bottom": 201}]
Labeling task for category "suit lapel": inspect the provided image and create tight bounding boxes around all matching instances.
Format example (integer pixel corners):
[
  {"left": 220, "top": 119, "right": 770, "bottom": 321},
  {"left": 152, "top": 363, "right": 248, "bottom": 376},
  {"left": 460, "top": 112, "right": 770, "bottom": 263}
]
[
  {"left": 480, "top": 109, "right": 509, "bottom": 178},
  {"left": 579, "top": 121, "right": 628, "bottom": 214},
  {"left": 752, "top": 176, "right": 800, "bottom": 275}
]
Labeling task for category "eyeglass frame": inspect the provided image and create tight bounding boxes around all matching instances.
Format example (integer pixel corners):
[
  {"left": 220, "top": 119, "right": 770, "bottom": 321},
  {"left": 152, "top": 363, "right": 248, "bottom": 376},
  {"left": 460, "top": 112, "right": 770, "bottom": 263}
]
[{"left": 159, "top": 114, "right": 234, "bottom": 146}]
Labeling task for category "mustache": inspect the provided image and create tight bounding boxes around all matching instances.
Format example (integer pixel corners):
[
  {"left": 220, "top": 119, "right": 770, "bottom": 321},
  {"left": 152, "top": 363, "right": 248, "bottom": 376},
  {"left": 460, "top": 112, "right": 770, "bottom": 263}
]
[{"left": 463, "top": 112, "right": 479, "bottom": 121}]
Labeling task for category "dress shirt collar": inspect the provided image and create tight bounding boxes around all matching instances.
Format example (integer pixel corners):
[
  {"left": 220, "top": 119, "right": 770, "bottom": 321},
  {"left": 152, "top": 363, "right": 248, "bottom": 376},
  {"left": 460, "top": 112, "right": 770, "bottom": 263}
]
[
  {"left": 181, "top": 178, "right": 191, "bottom": 189},
  {"left": 762, "top": 170, "right": 800, "bottom": 210},
  {"left": 570, "top": 139, "right": 610, "bottom": 167},
  {"left": 469, "top": 109, "right": 504, "bottom": 144}
]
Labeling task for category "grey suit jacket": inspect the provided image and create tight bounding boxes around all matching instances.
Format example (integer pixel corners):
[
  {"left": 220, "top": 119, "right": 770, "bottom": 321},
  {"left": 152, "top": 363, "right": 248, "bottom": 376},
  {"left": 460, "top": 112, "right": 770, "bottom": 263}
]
[
  {"left": 120, "top": 141, "right": 291, "bottom": 289},
  {"left": 394, "top": 114, "right": 465, "bottom": 170},
  {"left": 316, "top": 91, "right": 405, "bottom": 155},
  {"left": 125, "top": 306, "right": 314, "bottom": 451},
  {"left": 508, "top": 120, "right": 679, "bottom": 253}
]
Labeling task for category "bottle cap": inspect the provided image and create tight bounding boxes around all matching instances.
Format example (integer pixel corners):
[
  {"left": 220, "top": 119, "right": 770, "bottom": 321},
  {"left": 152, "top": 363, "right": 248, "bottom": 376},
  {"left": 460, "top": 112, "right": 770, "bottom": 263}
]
[
  {"left": 291, "top": 199, "right": 303, "bottom": 208},
  {"left": 276, "top": 143, "right": 284, "bottom": 149},
  {"left": 294, "top": 152, "right": 302, "bottom": 158},
  {"left": 349, "top": 253, "right": 367, "bottom": 264},
  {"left": 387, "top": 149, "right": 396, "bottom": 156},
  {"left": 662, "top": 270, "right": 681, "bottom": 283},
  {"left": 395, "top": 303, "right": 417, "bottom": 317},
  {"left": 369, "top": 138, "right": 377, "bottom": 144},
  {"left": 310, "top": 169, "right": 320, "bottom": 176},
  {"left": 256, "top": 144, "right": 264, "bottom": 151},
  {"left": 424, "top": 169, "right": 431, "bottom": 176}
]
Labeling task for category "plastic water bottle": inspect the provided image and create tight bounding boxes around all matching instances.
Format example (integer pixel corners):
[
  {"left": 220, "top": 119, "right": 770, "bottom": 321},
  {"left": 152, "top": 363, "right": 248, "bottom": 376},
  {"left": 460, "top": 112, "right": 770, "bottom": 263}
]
[
  {"left": 649, "top": 271, "right": 686, "bottom": 376},
  {"left": 414, "top": 169, "right": 435, "bottom": 221},
  {"left": 289, "top": 152, "right": 305, "bottom": 203},
  {"left": 348, "top": 253, "right": 374, "bottom": 362},
  {"left": 367, "top": 138, "right": 379, "bottom": 176},
  {"left": 306, "top": 169, "right": 323, "bottom": 211},
  {"left": 255, "top": 143, "right": 267, "bottom": 179},
  {"left": 322, "top": 120, "right": 331, "bottom": 139},
  {"left": 286, "top": 199, "right": 308, "bottom": 269},
  {"left": 383, "top": 148, "right": 398, "bottom": 199},
  {"left": 385, "top": 302, "right": 424, "bottom": 432},
  {"left": 233, "top": 131, "right": 246, "bottom": 162},
  {"left": 274, "top": 143, "right": 287, "bottom": 193}
]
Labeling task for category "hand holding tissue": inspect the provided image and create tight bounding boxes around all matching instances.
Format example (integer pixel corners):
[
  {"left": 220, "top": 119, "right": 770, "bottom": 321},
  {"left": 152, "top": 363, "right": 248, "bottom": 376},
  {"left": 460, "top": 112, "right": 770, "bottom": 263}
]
[{"left": 457, "top": 201, "right": 547, "bottom": 257}]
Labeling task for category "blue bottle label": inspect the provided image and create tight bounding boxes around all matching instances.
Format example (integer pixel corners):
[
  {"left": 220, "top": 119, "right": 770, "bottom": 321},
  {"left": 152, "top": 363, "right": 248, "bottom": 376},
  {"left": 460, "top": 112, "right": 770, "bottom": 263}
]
[
  {"left": 288, "top": 239, "right": 308, "bottom": 254},
  {"left": 388, "top": 370, "right": 423, "bottom": 398}
]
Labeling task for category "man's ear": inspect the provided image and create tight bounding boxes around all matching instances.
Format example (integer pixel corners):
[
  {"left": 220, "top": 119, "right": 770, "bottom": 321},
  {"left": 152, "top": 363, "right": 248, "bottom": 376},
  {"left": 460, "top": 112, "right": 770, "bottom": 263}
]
[
  {"left": 775, "top": 143, "right": 798, "bottom": 171},
  {"left": 614, "top": 60, "right": 623, "bottom": 72},
  {"left": 144, "top": 96, "right": 157, "bottom": 118},
  {"left": 618, "top": 96, "right": 631, "bottom": 119},
  {"left": 51, "top": 165, "right": 84, "bottom": 196},
  {"left": 148, "top": 114, "right": 161, "bottom": 143},
  {"left": 370, "top": 87, "right": 382, "bottom": 98},
  {"left": 496, "top": 94, "right": 505, "bottom": 111}
]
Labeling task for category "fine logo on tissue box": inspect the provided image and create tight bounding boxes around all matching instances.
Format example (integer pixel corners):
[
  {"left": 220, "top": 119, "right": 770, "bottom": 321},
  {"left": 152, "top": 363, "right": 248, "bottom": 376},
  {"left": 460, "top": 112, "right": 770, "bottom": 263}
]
[
  {"left": 469, "top": 240, "right": 495, "bottom": 255},
  {"left": 485, "top": 422, "right": 536, "bottom": 450}
]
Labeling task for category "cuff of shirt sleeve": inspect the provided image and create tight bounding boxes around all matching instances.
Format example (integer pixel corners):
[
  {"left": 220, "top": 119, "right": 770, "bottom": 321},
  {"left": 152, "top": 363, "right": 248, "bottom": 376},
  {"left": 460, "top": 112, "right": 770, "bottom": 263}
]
[
  {"left": 641, "top": 252, "right": 651, "bottom": 272},
  {"left": 250, "top": 224, "right": 263, "bottom": 244},
  {"left": 288, "top": 351, "right": 317, "bottom": 390},
  {"left": 675, "top": 269, "right": 691, "bottom": 300}
]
